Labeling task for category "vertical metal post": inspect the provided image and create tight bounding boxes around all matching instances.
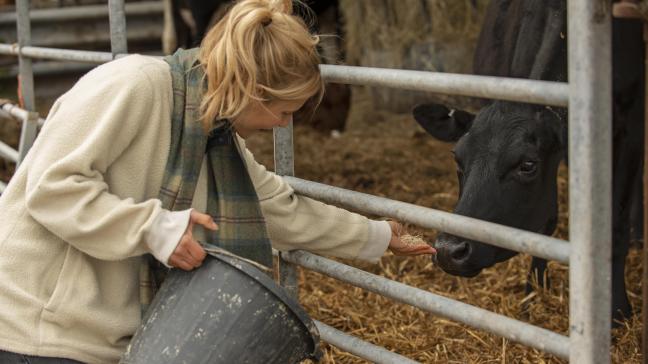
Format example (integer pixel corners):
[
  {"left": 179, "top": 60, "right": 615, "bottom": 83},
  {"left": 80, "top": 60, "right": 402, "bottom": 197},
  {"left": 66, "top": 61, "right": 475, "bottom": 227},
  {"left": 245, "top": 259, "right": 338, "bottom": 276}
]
[
  {"left": 16, "top": 0, "right": 37, "bottom": 166},
  {"left": 568, "top": 0, "right": 613, "bottom": 363},
  {"left": 274, "top": 123, "right": 299, "bottom": 298},
  {"left": 642, "top": 21, "right": 648, "bottom": 364},
  {"left": 108, "top": 0, "right": 128, "bottom": 57}
]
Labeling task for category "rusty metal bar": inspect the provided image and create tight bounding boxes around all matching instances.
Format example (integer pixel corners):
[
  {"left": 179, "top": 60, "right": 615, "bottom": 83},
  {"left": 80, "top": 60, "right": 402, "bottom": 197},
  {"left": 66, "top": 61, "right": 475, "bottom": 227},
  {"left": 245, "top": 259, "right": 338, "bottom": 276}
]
[{"left": 15, "top": 0, "right": 38, "bottom": 167}]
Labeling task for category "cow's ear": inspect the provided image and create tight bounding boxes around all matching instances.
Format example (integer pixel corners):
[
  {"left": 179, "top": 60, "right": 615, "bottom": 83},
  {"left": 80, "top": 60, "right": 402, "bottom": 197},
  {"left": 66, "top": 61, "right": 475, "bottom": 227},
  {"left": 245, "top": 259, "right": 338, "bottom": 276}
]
[{"left": 412, "top": 103, "right": 475, "bottom": 142}]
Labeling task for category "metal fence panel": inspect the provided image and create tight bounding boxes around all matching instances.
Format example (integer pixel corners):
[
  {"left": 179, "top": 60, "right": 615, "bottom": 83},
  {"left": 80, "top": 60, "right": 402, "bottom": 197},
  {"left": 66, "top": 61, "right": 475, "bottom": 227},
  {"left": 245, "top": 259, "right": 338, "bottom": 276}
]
[{"left": 283, "top": 250, "right": 570, "bottom": 359}]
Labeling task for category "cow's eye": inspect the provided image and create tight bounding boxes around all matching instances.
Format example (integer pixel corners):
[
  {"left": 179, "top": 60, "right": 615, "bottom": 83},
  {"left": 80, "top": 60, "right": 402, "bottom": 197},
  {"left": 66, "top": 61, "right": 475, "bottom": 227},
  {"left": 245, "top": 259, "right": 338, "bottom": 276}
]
[{"left": 519, "top": 160, "right": 537, "bottom": 175}]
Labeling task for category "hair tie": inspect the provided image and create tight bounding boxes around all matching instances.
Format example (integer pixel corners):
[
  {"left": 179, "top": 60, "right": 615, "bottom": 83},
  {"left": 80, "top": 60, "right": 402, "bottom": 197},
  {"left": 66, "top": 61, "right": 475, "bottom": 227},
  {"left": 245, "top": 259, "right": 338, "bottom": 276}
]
[{"left": 262, "top": 17, "right": 272, "bottom": 26}]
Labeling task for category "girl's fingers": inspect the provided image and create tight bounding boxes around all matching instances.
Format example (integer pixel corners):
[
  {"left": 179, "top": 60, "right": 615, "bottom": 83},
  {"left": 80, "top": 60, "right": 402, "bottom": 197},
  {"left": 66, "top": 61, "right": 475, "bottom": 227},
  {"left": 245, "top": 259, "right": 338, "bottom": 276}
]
[
  {"left": 190, "top": 210, "right": 219, "bottom": 231},
  {"left": 186, "top": 240, "right": 207, "bottom": 262},
  {"left": 392, "top": 243, "right": 436, "bottom": 256},
  {"left": 169, "top": 255, "right": 194, "bottom": 271}
]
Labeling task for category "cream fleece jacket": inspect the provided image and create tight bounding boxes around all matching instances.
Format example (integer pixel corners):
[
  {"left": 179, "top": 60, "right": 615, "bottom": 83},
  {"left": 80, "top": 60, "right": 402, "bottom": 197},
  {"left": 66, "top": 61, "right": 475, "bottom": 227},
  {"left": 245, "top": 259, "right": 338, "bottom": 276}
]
[{"left": 0, "top": 55, "right": 390, "bottom": 364}]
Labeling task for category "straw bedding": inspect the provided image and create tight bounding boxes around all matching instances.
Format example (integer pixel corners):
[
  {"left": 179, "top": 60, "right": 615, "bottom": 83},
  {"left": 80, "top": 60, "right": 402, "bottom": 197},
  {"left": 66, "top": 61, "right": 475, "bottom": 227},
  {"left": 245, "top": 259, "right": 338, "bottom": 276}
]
[{"left": 245, "top": 111, "right": 642, "bottom": 363}]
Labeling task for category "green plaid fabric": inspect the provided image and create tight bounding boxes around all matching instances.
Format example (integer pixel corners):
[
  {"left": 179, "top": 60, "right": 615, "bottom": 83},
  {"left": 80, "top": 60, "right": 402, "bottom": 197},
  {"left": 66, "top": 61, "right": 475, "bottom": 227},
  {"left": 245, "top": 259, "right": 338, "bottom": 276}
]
[
  {"left": 160, "top": 47, "right": 273, "bottom": 267},
  {"left": 140, "top": 48, "right": 272, "bottom": 313}
]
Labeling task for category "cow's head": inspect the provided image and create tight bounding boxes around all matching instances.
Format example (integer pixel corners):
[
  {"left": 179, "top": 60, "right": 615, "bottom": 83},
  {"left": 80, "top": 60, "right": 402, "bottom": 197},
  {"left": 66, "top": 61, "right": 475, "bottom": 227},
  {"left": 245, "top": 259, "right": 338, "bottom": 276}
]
[{"left": 413, "top": 101, "right": 566, "bottom": 277}]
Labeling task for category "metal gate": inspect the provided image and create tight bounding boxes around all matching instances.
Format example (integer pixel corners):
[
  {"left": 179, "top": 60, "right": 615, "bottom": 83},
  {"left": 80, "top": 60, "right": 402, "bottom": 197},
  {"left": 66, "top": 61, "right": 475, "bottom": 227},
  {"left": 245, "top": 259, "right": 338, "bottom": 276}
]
[{"left": 0, "top": 1, "right": 611, "bottom": 362}]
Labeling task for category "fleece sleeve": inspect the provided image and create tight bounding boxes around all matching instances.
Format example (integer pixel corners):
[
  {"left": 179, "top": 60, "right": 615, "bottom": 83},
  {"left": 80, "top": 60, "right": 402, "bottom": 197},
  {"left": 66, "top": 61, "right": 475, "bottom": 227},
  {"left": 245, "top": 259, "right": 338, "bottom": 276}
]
[
  {"left": 24, "top": 61, "right": 182, "bottom": 261},
  {"left": 237, "top": 136, "right": 391, "bottom": 263}
]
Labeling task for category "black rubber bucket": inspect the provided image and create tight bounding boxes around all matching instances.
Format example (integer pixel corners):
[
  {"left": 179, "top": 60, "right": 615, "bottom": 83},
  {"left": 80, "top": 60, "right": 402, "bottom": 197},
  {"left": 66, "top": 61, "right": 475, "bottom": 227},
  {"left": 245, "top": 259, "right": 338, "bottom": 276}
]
[{"left": 120, "top": 252, "right": 321, "bottom": 364}]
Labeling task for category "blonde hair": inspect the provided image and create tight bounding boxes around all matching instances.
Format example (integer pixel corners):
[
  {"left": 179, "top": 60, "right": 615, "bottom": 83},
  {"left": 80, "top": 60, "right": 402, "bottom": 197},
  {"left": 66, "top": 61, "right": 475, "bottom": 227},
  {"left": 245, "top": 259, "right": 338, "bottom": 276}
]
[{"left": 198, "top": 0, "right": 324, "bottom": 128}]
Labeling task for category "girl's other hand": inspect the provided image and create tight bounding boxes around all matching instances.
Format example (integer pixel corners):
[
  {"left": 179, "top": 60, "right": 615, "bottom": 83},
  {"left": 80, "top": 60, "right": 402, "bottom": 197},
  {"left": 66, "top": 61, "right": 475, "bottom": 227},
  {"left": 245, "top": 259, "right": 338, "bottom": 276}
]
[{"left": 168, "top": 210, "right": 218, "bottom": 271}]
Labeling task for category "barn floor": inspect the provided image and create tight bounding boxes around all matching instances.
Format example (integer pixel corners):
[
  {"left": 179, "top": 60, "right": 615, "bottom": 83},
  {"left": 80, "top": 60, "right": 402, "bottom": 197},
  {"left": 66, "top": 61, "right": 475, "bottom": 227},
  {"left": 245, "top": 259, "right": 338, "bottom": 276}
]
[{"left": 245, "top": 112, "right": 643, "bottom": 364}]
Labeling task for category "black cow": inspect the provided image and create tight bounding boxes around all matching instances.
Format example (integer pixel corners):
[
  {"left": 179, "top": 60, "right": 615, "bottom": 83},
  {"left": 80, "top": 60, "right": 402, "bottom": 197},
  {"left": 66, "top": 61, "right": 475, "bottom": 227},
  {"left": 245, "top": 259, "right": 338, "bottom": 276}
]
[{"left": 412, "top": 0, "right": 644, "bottom": 324}]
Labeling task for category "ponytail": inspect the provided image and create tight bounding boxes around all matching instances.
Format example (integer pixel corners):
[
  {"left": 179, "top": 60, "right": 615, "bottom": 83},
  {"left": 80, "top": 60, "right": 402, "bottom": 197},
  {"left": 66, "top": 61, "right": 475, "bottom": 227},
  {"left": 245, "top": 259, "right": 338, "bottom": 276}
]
[{"left": 198, "top": 0, "right": 324, "bottom": 129}]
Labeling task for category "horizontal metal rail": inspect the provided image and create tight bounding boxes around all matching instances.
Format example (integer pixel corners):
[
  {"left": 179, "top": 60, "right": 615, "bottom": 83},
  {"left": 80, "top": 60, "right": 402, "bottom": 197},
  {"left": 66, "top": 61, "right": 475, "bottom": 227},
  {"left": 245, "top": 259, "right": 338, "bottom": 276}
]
[
  {"left": 0, "top": 60, "right": 95, "bottom": 79},
  {"left": 314, "top": 320, "right": 419, "bottom": 364},
  {"left": 0, "top": 47, "right": 568, "bottom": 107},
  {"left": 0, "top": 44, "right": 114, "bottom": 63},
  {"left": 0, "top": 140, "right": 18, "bottom": 162},
  {"left": 0, "top": 1, "right": 163, "bottom": 24},
  {"left": 320, "top": 64, "right": 569, "bottom": 107},
  {"left": 283, "top": 250, "right": 570, "bottom": 360},
  {"left": 1, "top": 103, "right": 45, "bottom": 127},
  {"left": 285, "top": 176, "right": 570, "bottom": 264}
]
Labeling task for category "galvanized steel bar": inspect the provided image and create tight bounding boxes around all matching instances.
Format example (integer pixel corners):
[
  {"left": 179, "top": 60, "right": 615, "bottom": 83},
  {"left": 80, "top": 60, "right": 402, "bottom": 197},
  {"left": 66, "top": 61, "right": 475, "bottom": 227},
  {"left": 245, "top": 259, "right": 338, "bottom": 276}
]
[
  {"left": 2, "top": 102, "right": 30, "bottom": 121},
  {"left": 643, "top": 21, "right": 648, "bottom": 364},
  {"left": 1, "top": 61, "right": 96, "bottom": 79},
  {"left": 320, "top": 64, "right": 569, "bottom": 107},
  {"left": 0, "top": 141, "right": 19, "bottom": 163},
  {"left": 273, "top": 123, "right": 299, "bottom": 297},
  {"left": 15, "top": 0, "right": 33, "bottom": 110},
  {"left": 0, "top": 45, "right": 567, "bottom": 108},
  {"left": 283, "top": 250, "right": 570, "bottom": 359},
  {"left": 17, "top": 109, "right": 39, "bottom": 164},
  {"left": 0, "top": 44, "right": 114, "bottom": 63},
  {"left": 15, "top": 0, "right": 37, "bottom": 167},
  {"left": 284, "top": 177, "right": 570, "bottom": 264},
  {"left": 568, "top": 0, "right": 613, "bottom": 363},
  {"left": 2, "top": 103, "right": 45, "bottom": 127},
  {"left": 0, "top": 1, "right": 164, "bottom": 24},
  {"left": 314, "top": 320, "right": 419, "bottom": 364},
  {"left": 108, "top": 0, "right": 128, "bottom": 56}
]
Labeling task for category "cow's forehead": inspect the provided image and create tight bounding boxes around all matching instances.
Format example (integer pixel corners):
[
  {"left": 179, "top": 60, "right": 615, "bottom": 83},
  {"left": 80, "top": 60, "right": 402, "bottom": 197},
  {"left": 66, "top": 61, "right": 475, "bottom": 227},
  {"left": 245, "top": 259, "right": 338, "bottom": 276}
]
[
  {"left": 472, "top": 108, "right": 536, "bottom": 139},
  {"left": 460, "top": 108, "right": 542, "bottom": 156}
]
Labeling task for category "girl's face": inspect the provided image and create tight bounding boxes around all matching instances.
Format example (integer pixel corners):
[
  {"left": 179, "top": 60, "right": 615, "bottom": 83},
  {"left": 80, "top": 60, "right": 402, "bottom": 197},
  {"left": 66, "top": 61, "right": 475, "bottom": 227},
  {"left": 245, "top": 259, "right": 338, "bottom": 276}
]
[{"left": 233, "top": 98, "right": 308, "bottom": 138}]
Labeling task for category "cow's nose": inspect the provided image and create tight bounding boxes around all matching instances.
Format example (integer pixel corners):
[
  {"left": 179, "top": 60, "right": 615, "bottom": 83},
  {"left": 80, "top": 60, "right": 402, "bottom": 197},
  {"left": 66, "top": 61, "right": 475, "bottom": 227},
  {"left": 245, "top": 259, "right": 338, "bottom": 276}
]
[{"left": 449, "top": 241, "right": 471, "bottom": 263}]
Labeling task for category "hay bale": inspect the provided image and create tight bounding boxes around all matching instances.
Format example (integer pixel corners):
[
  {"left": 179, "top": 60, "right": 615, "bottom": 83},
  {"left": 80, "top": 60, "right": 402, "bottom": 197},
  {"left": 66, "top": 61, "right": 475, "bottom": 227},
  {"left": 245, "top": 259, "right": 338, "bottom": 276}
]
[{"left": 339, "top": 0, "right": 488, "bottom": 131}]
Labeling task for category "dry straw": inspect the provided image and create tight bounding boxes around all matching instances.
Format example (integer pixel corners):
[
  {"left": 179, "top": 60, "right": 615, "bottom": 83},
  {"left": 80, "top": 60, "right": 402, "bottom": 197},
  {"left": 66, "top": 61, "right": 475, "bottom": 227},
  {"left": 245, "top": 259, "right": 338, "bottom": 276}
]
[{"left": 245, "top": 123, "right": 642, "bottom": 364}]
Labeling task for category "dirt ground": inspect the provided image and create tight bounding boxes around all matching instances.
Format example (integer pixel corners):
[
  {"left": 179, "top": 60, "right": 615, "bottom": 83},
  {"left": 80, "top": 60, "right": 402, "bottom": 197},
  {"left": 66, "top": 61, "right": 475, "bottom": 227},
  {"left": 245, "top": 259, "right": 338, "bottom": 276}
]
[{"left": 245, "top": 111, "right": 643, "bottom": 364}]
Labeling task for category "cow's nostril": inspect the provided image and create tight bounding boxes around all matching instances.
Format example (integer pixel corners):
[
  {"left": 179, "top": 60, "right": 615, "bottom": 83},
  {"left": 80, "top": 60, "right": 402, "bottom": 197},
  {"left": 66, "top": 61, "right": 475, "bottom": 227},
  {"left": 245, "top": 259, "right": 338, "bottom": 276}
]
[{"left": 450, "top": 242, "right": 471, "bottom": 262}]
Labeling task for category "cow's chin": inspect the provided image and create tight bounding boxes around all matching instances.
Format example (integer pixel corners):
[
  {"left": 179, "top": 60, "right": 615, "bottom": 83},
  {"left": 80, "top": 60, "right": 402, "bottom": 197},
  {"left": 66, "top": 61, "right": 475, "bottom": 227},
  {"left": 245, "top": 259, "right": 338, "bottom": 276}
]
[{"left": 443, "top": 267, "right": 483, "bottom": 278}]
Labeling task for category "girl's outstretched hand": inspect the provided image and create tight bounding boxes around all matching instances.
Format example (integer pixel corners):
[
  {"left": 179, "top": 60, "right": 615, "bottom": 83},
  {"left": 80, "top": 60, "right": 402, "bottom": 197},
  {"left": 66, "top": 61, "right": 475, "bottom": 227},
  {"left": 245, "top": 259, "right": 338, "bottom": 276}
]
[
  {"left": 168, "top": 210, "right": 218, "bottom": 271},
  {"left": 387, "top": 221, "right": 436, "bottom": 256}
]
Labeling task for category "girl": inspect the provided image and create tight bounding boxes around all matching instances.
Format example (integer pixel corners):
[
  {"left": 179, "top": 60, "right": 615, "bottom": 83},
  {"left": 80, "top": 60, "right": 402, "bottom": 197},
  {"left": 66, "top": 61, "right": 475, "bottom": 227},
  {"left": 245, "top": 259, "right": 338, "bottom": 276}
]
[{"left": 0, "top": 1, "right": 434, "bottom": 363}]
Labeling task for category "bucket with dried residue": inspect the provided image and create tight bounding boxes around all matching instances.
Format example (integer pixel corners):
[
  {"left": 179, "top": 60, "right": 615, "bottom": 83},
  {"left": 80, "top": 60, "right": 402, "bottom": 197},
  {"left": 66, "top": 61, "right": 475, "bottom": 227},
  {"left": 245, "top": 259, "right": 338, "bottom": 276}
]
[{"left": 120, "top": 252, "right": 321, "bottom": 364}]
